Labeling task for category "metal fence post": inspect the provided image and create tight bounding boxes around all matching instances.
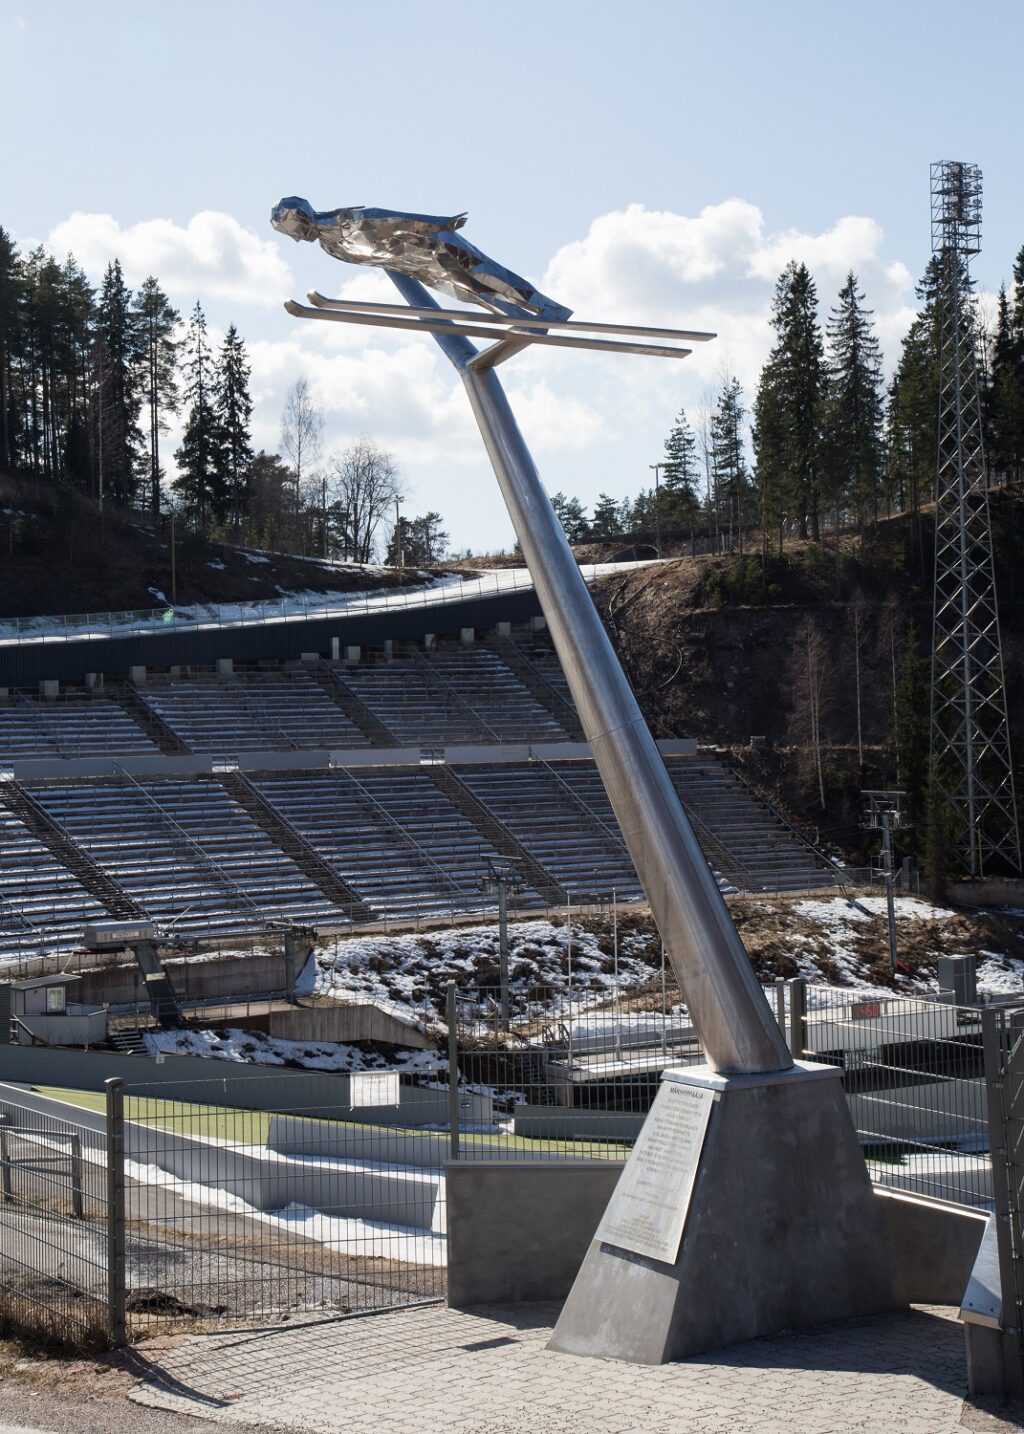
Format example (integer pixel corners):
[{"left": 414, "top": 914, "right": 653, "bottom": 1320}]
[
  {"left": 787, "top": 977, "right": 807, "bottom": 1060},
  {"left": 980, "top": 1008, "right": 1024, "bottom": 1386},
  {"left": 446, "top": 981, "right": 460, "bottom": 1160},
  {"left": 105, "top": 1077, "right": 126, "bottom": 1347},
  {"left": 0, "top": 1118, "right": 11, "bottom": 1204},
  {"left": 70, "top": 1133, "right": 84, "bottom": 1220},
  {"left": 773, "top": 978, "right": 786, "bottom": 1034}
]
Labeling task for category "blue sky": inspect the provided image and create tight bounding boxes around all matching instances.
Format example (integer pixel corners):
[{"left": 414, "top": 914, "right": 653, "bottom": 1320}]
[{"left": 3, "top": 0, "right": 1022, "bottom": 552}]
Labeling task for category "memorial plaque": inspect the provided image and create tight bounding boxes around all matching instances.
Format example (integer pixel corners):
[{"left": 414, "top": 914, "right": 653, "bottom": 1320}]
[
  {"left": 349, "top": 1071, "right": 400, "bottom": 1109},
  {"left": 595, "top": 1080, "right": 716, "bottom": 1264}
]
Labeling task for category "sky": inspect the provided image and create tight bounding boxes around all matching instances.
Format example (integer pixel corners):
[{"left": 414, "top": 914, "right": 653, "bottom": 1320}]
[{"left": 3, "top": 0, "right": 1023, "bottom": 553}]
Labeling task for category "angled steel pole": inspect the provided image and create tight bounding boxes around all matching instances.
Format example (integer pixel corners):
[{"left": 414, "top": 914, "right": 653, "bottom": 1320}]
[{"left": 386, "top": 271, "right": 790, "bottom": 1075}]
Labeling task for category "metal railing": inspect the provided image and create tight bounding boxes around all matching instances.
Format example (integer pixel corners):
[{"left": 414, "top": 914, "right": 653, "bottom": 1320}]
[{"left": 0, "top": 564, "right": 637, "bottom": 648}]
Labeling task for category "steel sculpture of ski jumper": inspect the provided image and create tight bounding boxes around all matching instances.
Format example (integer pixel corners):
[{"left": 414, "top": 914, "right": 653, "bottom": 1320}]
[
  {"left": 272, "top": 195, "right": 790, "bottom": 1079},
  {"left": 273, "top": 199, "right": 902, "bottom": 1361}
]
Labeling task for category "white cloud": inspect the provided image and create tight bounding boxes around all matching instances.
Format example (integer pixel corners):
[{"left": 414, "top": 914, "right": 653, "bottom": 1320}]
[{"left": 45, "top": 211, "right": 292, "bottom": 307}]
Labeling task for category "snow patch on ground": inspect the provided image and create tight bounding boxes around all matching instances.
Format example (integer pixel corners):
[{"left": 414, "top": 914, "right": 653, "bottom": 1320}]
[
  {"left": 313, "top": 918, "right": 656, "bottom": 1023},
  {"left": 975, "top": 954, "right": 1024, "bottom": 997},
  {"left": 144, "top": 1025, "right": 441, "bottom": 1073}
]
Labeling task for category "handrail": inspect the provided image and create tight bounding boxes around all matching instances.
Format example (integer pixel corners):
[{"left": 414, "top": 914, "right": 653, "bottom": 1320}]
[
  {"left": 224, "top": 673, "right": 298, "bottom": 750},
  {"left": 491, "top": 632, "right": 580, "bottom": 728},
  {"left": 334, "top": 764, "right": 480, "bottom": 910},
  {"left": 720, "top": 753, "right": 851, "bottom": 891},
  {"left": 0, "top": 562, "right": 654, "bottom": 649},
  {"left": 111, "top": 764, "right": 264, "bottom": 921},
  {"left": 408, "top": 647, "right": 503, "bottom": 742},
  {"left": 12, "top": 690, "right": 73, "bottom": 759}
]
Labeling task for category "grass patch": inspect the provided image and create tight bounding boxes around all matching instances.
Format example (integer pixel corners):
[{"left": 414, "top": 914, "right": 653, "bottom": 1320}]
[{"left": 32, "top": 1086, "right": 632, "bottom": 1159}]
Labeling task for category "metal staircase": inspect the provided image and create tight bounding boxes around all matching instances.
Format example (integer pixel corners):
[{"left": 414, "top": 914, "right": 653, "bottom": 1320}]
[
  {"left": 0, "top": 779, "right": 144, "bottom": 921},
  {"left": 218, "top": 769, "right": 372, "bottom": 921},
  {"left": 428, "top": 763, "right": 566, "bottom": 905},
  {"left": 489, "top": 632, "right": 584, "bottom": 738},
  {"left": 313, "top": 665, "right": 401, "bottom": 746}
]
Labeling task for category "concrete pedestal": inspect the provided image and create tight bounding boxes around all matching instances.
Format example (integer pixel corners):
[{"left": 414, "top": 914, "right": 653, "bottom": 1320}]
[{"left": 549, "top": 1061, "right": 904, "bottom": 1364}]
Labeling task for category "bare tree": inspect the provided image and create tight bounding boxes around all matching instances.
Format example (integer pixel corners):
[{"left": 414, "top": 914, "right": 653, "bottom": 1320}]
[
  {"left": 325, "top": 438, "right": 404, "bottom": 563},
  {"left": 280, "top": 378, "right": 324, "bottom": 544},
  {"left": 790, "top": 616, "right": 831, "bottom": 809},
  {"left": 849, "top": 595, "right": 869, "bottom": 771}
]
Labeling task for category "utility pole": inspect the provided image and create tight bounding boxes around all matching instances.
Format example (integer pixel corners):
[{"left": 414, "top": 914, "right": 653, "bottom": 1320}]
[
  {"left": 394, "top": 498, "right": 405, "bottom": 569},
  {"left": 169, "top": 507, "right": 176, "bottom": 604},
  {"left": 862, "top": 791, "right": 908, "bottom": 974},
  {"left": 482, "top": 859, "right": 521, "bottom": 1028},
  {"left": 648, "top": 462, "right": 669, "bottom": 558}
]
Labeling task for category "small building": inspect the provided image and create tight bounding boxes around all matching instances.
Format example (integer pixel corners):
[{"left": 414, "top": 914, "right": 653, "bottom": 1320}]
[{"left": 2, "top": 974, "right": 108, "bottom": 1048}]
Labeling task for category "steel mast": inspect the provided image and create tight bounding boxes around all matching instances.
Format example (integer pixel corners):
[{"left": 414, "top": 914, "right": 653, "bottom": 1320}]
[{"left": 929, "top": 160, "right": 1021, "bottom": 876}]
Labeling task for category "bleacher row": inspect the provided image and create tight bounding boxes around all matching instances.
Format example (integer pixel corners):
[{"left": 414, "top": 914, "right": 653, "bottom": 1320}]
[{"left": 0, "top": 631, "right": 838, "bottom": 956}]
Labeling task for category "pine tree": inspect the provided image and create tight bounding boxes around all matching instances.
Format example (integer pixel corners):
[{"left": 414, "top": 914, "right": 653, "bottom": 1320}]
[
  {"left": 215, "top": 323, "right": 253, "bottom": 535},
  {"left": 0, "top": 227, "right": 21, "bottom": 470},
  {"left": 885, "top": 257, "right": 942, "bottom": 531},
  {"left": 824, "top": 272, "right": 884, "bottom": 531},
  {"left": 550, "top": 492, "right": 588, "bottom": 542},
  {"left": 173, "top": 302, "right": 223, "bottom": 531},
  {"left": 710, "top": 377, "right": 751, "bottom": 554},
  {"left": 94, "top": 259, "right": 142, "bottom": 505},
  {"left": 589, "top": 493, "right": 623, "bottom": 539},
  {"left": 661, "top": 408, "right": 700, "bottom": 545},
  {"left": 133, "top": 276, "right": 179, "bottom": 514},
  {"left": 757, "top": 261, "right": 828, "bottom": 541}
]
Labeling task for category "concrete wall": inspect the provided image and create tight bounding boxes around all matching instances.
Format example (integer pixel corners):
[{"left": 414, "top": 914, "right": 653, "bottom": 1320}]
[
  {"left": 877, "top": 1189, "right": 988, "bottom": 1304},
  {"left": 444, "top": 1164, "right": 987, "bottom": 1312},
  {"left": 238, "top": 1002, "right": 434, "bottom": 1050},
  {"left": 948, "top": 877, "right": 1024, "bottom": 909},
  {"left": 6, "top": 737, "right": 696, "bottom": 782},
  {"left": 445, "top": 1160, "right": 624, "bottom": 1307}
]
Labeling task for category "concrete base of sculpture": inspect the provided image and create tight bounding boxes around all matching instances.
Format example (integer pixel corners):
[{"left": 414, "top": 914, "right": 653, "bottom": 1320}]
[{"left": 548, "top": 1061, "right": 904, "bottom": 1364}]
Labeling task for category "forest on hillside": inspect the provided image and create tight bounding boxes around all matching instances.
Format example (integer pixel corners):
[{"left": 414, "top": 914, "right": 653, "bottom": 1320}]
[{"left": 0, "top": 229, "right": 449, "bottom": 566}]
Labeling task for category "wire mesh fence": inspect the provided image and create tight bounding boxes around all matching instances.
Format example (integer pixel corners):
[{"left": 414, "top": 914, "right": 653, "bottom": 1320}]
[
  {"left": 0, "top": 973, "right": 1021, "bottom": 1348},
  {"left": 0, "top": 1089, "right": 113, "bottom": 1347},
  {"left": 119, "top": 1072, "right": 447, "bottom": 1339}
]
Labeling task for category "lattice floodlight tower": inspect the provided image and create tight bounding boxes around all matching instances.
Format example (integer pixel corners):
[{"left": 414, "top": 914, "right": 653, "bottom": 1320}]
[
  {"left": 929, "top": 161, "right": 1021, "bottom": 877},
  {"left": 274, "top": 198, "right": 903, "bottom": 1360}
]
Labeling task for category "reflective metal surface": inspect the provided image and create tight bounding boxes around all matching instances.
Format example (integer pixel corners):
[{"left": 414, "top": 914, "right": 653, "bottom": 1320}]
[
  {"left": 276, "top": 204, "right": 791, "bottom": 1075},
  {"left": 272, "top": 197, "right": 570, "bottom": 321}
]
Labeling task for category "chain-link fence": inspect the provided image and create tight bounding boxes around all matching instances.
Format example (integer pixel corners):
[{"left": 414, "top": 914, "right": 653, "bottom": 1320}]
[{"left": 1, "top": 975, "right": 1021, "bottom": 1349}]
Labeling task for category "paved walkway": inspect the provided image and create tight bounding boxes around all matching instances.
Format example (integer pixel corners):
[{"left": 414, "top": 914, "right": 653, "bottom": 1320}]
[{"left": 127, "top": 1300, "right": 1024, "bottom": 1434}]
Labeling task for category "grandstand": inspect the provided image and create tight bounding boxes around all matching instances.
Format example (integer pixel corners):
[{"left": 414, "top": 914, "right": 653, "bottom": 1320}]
[{"left": 0, "top": 616, "right": 839, "bottom": 955}]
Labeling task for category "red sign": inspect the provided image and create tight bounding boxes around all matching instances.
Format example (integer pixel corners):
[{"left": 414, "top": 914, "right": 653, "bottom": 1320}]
[{"left": 851, "top": 1000, "right": 881, "bottom": 1020}]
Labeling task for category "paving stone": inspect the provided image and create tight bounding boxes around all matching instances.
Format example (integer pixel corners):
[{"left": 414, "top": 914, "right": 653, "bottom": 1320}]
[{"left": 129, "top": 1300, "right": 978, "bottom": 1434}]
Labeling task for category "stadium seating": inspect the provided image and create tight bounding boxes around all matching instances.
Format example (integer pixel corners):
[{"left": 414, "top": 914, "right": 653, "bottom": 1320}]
[
  {"left": 0, "top": 807, "right": 107, "bottom": 957},
  {"left": 26, "top": 778, "right": 343, "bottom": 935},
  {"left": 135, "top": 669, "right": 370, "bottom": 755},
  {"left": 330, "top": 645, "right": 573, "bottom": 746},
  {"left": 0, "top": 692, "right": 158, "bottom": 760},
  {"left": 252, "top": 768, "right": 521, "bottom": 920}
]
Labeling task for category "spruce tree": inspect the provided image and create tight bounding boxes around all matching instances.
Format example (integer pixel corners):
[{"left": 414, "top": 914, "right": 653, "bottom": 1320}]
[
  {"left": 550, "top": 492, "right": 588, "bottom": 542},
  {"left": 173, "top": 302, "right": 223, "bottom": 531},
  {"left": 94, "top": 259, "right": 142, "bottom": 505},
  {"left": 824, "top": 271, "right": 884, "bottom": 531},
  {"left": 215, "top": 323, "right": 254, "bottom": 535},
  {"left": 885, "top": 257, "right": 943, "bottom": 527},
  {"left": 711, "top": 377, "right": 751, "bottom": 554},
  {"left": 133, "top": 276, "right": 179, "bottom": 514},
  {"left": 661, "top": 408, "right": 700, "bottom": 543},
  {"left": 757, "top": 261, "right": 827, "bottom": 541}
]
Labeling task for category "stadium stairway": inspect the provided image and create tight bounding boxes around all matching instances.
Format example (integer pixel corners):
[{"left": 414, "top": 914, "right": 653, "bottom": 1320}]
[
  {"left": 486, "top": 631, "right": 584, "bottom": 740},
  {"left": 428, "top": 763, "right": 567, "bottom": 905},
  {"left": 0, "top": 779, "right": 144, "bottom": 921},
  {"left": 0, "top": 805, "right": 109, "bottom": 958},
  {"left": 218, "top": 769, "right": 372, "bottom": 921}
]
